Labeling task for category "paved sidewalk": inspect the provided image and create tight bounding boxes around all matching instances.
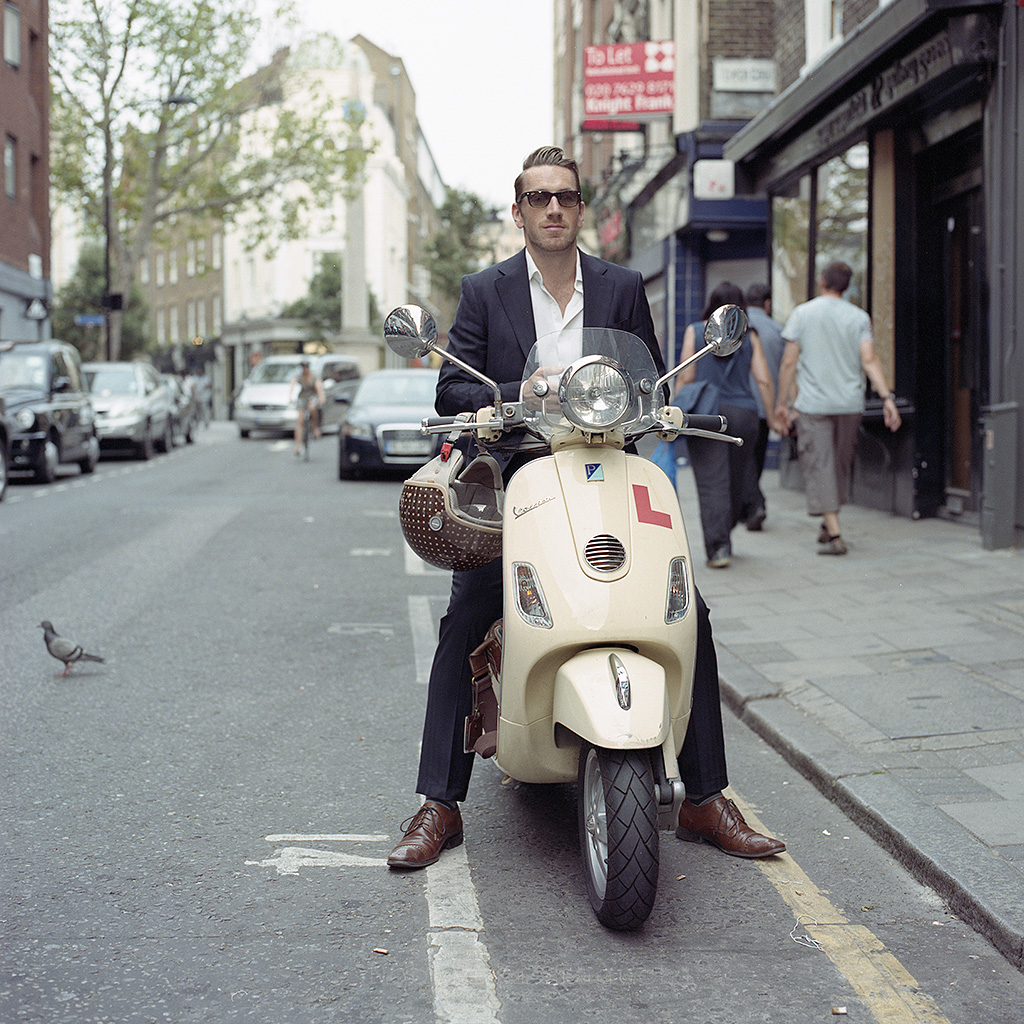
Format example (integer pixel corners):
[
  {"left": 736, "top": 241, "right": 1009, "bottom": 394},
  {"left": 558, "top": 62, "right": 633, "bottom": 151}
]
[{"left": 674, "top": 465, "right": 1024, "bottom": 970}]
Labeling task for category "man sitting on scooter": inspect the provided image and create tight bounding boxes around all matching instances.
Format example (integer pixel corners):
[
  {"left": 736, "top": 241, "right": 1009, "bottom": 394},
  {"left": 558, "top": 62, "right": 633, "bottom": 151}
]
[{"left": 387, "top": 146, "right": 785, "bottom": 869}]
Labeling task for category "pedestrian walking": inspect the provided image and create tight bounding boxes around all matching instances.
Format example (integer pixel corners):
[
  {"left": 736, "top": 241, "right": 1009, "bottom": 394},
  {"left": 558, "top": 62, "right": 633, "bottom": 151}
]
[
  {"left": 744, "top": 283, "right": 785, "bottom": 530},
  {"left": 674, "top": 282, "right": 775, "bottom": 568},
  {"left": 773, "top": 261, "right": 902, "bottom": 554}
]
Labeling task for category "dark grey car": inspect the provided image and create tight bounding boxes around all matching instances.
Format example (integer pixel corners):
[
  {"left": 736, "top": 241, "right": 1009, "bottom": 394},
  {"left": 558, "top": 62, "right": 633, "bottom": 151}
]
[{"left": 0, "top": 340, "right": 99, "bottom": 482}]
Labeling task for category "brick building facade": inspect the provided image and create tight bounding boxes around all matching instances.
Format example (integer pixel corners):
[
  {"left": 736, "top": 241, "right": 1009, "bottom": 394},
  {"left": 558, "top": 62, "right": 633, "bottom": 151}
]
[{"left": 1, "top": 0, "right": 50, "bottom": 340}]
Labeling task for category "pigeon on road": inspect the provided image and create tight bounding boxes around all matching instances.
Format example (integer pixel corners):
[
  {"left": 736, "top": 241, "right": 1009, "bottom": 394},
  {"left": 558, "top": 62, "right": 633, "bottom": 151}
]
[{"left": 39, "top": 620, "right": 105, "bottom": 676}]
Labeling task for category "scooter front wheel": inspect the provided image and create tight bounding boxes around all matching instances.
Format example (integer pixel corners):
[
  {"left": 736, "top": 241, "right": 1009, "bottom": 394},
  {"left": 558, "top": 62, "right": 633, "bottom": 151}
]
[{"left": 577, "top": 743, "right": 659, "bottom": 930}]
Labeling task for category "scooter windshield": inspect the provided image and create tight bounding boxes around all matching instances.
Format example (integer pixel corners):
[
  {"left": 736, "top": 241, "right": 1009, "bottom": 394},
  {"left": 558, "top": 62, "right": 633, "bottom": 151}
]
[{"left": 520, "top": 328, "right": 663, "bottom": 441}]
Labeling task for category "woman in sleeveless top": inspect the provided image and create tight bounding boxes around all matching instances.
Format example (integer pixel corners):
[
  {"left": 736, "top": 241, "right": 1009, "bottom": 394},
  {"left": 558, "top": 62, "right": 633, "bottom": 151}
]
[{"left": 673, "top": 282, "right": 775, "bottom": 568}]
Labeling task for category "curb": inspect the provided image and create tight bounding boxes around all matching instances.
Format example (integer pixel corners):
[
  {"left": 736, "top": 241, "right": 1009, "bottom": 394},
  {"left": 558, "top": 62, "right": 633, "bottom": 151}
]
[{"left": 718, "top": 664, "right": 1024, "bottom": 971}]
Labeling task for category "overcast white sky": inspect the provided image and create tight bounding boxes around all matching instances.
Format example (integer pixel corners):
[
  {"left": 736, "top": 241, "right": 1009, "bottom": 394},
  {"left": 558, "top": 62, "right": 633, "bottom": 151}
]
[{"left": 262, "top": 0, "right": 555, "bottom": 211}]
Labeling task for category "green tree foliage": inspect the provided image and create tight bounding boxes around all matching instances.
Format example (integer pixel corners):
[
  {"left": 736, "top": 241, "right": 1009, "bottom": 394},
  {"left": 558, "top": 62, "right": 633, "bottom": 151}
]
[
  {"left": 50, "top": 1, "right": 372, "bottom": 359},
  {"left": 280, "top": 251, "right": 384, "bottom": 345},
  {"left": 281, "top": 252, "right": 343, "bottom": 345},
  {"left": 424, "top": 188, "right": 493, "bottom": 305},
  {"left": 51, "top": 245, "right": 150, "bottom": 362}
]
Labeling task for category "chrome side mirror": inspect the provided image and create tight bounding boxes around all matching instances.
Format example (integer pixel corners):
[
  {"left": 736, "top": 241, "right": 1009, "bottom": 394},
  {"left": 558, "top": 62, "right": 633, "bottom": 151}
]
[
  {"left": 703, "top": 304, "right": 748, "bottom": 357},
  {"left": 384, "top": 305, "right": 437, "bottom": 359}
]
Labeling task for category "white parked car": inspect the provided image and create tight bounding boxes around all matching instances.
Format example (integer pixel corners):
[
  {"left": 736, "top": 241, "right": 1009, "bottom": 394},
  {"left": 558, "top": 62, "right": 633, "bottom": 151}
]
[{"left": 234, "top": 353, "right": 360, "bottom": 438}]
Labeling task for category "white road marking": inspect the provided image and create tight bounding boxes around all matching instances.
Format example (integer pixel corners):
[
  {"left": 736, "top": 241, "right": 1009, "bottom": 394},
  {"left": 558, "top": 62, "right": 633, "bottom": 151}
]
[
  {"left": 264, "top": 833, "right": 389, "bottom": 843},
  {"left": 408, "top": 595, "right": 439, "bottom": 685},
  {"left": 404, "top": 540, "right": 446, "bottom": 576},
  {"left": 425, "top": 838, "right": 501, "bottom": 1024},
  {"left": 352, "top": 548, "right": 392, "bottom": 556},
  {"left": 403, "top": 552, "right": 501, "bottom": 1022},
  {"left": 247, "top": 833, "right": 390, "bottom": 875},
  {"left": 326, "top": 623, "right": 395, "bottom": 638},
  {"left": 246, "top": 847, "right": 387, "bottom": 875}
]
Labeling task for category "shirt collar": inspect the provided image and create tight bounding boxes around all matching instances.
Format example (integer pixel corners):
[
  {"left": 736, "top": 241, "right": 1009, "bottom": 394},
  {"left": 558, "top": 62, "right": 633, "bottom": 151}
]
[{"left": 525, "top": 247, "right": 583, "bottom": 289}]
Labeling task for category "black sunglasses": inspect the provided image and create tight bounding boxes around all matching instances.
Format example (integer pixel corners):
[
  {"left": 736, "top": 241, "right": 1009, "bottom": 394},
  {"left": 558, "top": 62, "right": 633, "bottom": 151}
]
[{"left": 516, "top": 189, "right": 582, "bottom": 209}]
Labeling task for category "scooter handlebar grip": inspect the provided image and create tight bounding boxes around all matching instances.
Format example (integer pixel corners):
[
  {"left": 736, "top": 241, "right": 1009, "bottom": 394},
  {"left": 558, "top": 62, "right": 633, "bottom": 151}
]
[
  {"left": 422, "top": 416, "right": 461, "bottom": 428},
  {"left": 683, "top": 414, "right": 729, "bottom": 433}
]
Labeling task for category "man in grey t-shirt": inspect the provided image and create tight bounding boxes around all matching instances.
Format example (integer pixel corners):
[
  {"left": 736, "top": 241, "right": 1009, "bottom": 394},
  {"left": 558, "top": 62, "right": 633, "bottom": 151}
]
[{"left": 773, "top": 261, "right": 901, "bottom": 555}]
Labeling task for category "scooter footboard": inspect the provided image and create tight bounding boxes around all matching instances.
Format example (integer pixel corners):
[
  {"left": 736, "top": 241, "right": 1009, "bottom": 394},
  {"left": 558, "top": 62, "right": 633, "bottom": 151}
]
[{"left": 551, "top": 648, "right": 670, "bottom": 750}]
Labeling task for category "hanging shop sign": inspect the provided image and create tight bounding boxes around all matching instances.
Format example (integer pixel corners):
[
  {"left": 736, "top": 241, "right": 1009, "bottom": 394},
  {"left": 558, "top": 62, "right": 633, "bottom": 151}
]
[{"left": 583, "top": 41, "right": 675, "bottom": 131}]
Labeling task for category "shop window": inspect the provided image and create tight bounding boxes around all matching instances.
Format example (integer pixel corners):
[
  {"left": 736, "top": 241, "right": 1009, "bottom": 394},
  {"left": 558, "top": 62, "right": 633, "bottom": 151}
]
[
  {"left": 771, "top": 176, "right": 812, "bottom": 323},
  {"left": 771, "top": 141, "right": 869, "bottom": 321},
  {"left": 816, "top": 142, "right": 868, "bottom": 306}
]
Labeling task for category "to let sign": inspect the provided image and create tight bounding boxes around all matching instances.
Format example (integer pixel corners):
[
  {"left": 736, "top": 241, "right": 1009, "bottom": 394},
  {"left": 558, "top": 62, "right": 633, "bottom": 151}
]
[{"left": 583, "top": 41, "right": 675, "bottom": 125}]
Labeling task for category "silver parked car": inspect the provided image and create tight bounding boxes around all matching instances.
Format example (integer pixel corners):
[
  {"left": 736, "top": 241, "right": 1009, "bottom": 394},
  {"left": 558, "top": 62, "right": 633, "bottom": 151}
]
[{"left": 83, "top": 361, "right": 175, "bottom": 459}]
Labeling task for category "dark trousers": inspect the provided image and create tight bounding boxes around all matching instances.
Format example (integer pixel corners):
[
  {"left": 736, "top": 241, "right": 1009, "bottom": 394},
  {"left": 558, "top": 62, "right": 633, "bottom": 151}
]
[
  {"left": 686, "top": 404, "right": 760, "bottom": 559},
  {"left": 416, "top": 559, "right": 729, "bottom": 804}
]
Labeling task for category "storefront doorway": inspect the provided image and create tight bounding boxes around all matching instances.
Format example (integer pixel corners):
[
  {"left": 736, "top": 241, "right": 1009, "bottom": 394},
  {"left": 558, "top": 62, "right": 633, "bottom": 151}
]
[{"left": 915, "top": 128, "right": 986, "bottom": 519}]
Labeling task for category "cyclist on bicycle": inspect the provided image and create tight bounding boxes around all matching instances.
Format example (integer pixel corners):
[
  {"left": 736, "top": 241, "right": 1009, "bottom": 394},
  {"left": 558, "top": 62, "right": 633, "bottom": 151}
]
[{"left": 289, "top": 360, "right": 325, "bottom": 456}]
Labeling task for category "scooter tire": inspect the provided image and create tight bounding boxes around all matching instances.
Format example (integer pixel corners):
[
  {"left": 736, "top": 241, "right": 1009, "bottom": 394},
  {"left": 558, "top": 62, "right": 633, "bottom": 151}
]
[{"left": 578, "top": 743, "right": 659, "bottom": 931}]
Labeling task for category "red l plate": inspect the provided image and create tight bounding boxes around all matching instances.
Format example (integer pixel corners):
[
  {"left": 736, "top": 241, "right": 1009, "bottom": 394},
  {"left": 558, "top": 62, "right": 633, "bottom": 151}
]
[{"left": 633, "top": 484, "right": 672, "bottom": 529}]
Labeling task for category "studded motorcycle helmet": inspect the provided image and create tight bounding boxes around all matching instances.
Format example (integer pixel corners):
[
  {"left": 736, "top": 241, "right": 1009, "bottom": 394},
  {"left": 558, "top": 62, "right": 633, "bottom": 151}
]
[{"left": 399, "top": 445, "right": 504, "bottom": 571}]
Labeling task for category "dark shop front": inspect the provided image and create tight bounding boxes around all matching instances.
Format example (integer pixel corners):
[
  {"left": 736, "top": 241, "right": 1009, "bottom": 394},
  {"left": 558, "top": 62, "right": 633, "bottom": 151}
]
[{"left": 725, "top": 0, "right": 1022, "bottom": 549}]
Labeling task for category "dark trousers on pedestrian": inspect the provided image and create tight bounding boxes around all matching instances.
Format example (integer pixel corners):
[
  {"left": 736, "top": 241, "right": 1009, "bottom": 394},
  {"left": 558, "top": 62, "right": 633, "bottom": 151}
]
[
  {"left": 416, "top": 558, "right": 729, "bottom": 804},
  {"left": 686, "top": 404, "right": 760, "bottom": 559}
]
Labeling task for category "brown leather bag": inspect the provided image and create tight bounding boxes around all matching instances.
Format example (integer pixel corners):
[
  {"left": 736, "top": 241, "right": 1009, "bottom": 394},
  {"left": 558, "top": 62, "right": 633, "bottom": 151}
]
[{"left": 464, "top": 619, "right": 502, "bottom": 758}]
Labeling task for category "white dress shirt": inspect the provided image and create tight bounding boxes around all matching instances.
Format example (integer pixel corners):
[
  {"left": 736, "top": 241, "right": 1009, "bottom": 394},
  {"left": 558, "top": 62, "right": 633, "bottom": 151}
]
[{"left": 526, "top": 248, "right": 584, "bottom": 369}]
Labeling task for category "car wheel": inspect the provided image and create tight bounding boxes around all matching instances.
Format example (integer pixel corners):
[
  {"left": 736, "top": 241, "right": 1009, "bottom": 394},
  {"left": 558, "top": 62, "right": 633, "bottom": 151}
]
[
  {"left": 157, "top": 418, "right": 173, "bottom": 453},
  {"left": 35, "top": 437, "right": 60, "bottom": 483},
  {"left": 239, "top": 428, "right": 251, "bottom": 439},
  {"left": 79, "top": 434, "right": 100, "bottom": 474},
  {"left": 0, "top": 443, "right": 8, "bottom": 501},
  {"left": 137, "top": 424, "right": 155, "bottom": 460}
]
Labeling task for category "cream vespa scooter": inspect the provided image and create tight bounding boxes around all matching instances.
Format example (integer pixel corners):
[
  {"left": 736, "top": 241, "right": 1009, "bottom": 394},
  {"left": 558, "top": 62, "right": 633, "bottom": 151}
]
[{"left": 385, "top": 304, "right": 747, "bottom": 930}]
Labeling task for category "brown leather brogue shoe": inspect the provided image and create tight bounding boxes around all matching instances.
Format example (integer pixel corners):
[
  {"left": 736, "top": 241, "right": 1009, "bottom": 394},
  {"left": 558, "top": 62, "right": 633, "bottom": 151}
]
[
  {"left": 387, "top": 800, "right": 463, "bottom": 869},
  {"left": 675, "top": 795, "right": 785, "bottom": 858}
]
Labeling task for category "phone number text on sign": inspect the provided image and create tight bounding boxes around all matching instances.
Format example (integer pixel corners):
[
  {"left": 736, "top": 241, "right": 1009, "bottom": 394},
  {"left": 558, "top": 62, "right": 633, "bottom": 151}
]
[{"left": 583, "top": 41, "right": 675, "bottom": 118}]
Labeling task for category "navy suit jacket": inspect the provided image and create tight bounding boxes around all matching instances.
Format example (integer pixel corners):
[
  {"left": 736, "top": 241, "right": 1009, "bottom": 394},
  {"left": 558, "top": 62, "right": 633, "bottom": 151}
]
[{"left": 437, "top": 249, "right": 666, "bottom": 417}]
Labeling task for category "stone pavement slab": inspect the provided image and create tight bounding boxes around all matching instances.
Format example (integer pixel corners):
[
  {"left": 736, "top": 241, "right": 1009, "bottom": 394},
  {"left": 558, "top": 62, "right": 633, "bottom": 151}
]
[{"left": 671, "top": 463, "right": 1024, "bottom": 970}]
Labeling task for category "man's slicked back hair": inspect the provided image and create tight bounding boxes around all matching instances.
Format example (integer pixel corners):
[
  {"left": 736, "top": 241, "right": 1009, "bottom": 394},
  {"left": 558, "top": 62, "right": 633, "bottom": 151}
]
[{"left": 514, "top": 146, "right": 582, "bottom": 200}]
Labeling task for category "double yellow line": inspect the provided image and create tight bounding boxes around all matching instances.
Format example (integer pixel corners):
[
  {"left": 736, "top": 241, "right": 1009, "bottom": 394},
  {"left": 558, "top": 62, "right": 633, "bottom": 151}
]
[{"left": 730, "top": 790, "right": 953, "bottom": 1024}]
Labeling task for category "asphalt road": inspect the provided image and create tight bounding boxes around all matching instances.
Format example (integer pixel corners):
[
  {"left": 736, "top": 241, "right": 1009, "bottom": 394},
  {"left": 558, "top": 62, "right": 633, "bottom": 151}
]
[{"left": 2, "top": 423, "right": 1021, "bottom": 1023}]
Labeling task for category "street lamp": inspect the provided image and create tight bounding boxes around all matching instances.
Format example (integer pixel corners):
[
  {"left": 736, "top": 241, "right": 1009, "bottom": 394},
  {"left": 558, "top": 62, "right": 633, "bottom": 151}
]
[{"left": 102, "top": 93, "right": 196, "bottom": 360}]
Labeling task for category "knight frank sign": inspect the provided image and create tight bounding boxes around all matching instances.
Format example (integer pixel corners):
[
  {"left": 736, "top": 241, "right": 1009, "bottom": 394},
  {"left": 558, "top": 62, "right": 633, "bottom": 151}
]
[{"left": 583, "top": 41, "right": 675, "bottom": 131}]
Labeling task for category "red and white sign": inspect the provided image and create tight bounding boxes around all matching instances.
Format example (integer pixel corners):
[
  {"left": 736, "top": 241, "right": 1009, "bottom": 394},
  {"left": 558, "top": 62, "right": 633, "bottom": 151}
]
[{"left": 583, "top": 41, "right": 675, "bottom": 126}]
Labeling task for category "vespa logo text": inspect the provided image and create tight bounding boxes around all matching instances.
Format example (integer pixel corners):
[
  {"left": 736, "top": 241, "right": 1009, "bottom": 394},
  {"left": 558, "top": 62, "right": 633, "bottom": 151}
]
[{"left": 513, "top": 495, "right": 556, "bottom": 519}]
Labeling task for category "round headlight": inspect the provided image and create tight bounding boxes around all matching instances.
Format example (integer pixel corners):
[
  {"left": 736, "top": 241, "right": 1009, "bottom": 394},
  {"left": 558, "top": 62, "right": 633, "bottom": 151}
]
[
  {"left": 558, "top": 356, "right": 632, "bottom": 431},
  {"left": 15, "top": 408, "right": 36, "bottom": 430}
]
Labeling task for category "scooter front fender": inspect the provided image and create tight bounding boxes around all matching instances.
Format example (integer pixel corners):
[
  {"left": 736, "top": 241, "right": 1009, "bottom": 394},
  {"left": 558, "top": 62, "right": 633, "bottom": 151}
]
[{"left": 552, "top": 648, "right": 670, "bottom": 750}]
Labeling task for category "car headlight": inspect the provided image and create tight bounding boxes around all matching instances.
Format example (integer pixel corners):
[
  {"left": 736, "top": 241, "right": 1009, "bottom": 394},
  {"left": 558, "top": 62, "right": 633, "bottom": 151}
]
[
  {"left": 344, "top": 420, "right": 375, "bottom": 440},
  {"left": 558, "top": 356, "right": 632, "bottom": 431},
  {"left": 15, "top": 408, "right": 36, "bottom": 430}
]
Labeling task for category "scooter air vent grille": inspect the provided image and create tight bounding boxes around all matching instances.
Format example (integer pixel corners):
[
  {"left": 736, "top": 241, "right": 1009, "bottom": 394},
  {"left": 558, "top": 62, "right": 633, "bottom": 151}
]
[{"left": 584, "top": 534, "right": 627, "bottom": 572}]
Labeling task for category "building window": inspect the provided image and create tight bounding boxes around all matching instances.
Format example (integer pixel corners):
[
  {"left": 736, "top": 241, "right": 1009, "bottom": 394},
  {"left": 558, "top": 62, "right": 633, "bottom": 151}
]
[
  {"left": 186, "top": 239, "right": 196, "bottom": 277},
  {"left": 4, "top": 3, "right": 21, "bottom": 67},
  {"left": 4, "top": 135, "right": 14, "bottom": 198},
  {"left": 156, "top": 252, "right": 166, "bottom": 287},
  {"left": 169, "top": 251, "right": 178, "bottom": 285},
  {"left": 804, "top": 0, "right": 842, "bottom": 70},
  {"left": 139, "top": 256, "right": 149, "bottom": 285}
]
